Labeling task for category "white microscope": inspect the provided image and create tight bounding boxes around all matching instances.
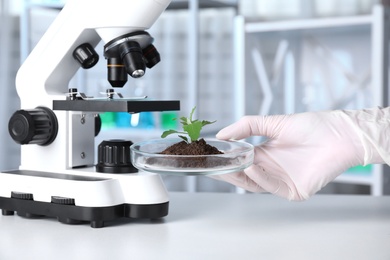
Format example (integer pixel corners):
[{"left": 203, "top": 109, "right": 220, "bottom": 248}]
[{"left": 0, "top": 0, "right": 179, "bottom": 228}]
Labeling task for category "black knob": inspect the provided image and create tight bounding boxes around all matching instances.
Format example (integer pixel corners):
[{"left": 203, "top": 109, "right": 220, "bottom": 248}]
[
  {"left": 11, "top": 191, "right": 33, "bottom": 200},
  {"left": 51, "top": 196, "right": 75, "bottom": 205},
  {"left": 95, "top": 114, "right": 102, "bottom": 137},
  {"left": 96, "top": 140, "right": 137, "bottom": 173},
  {"left": 73, "top": 43, "right": 99, "bottom": 69},
  {"left": 8, "top": 106, "right": 58, "bottom": 145}
]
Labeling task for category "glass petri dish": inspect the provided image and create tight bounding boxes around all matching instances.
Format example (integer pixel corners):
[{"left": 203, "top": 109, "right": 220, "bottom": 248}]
[{"left": 130, "top": 138, "right": 254, "bottom": 176}]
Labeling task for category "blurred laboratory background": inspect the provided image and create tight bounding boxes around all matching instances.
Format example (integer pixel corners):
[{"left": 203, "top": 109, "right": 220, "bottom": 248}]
[{"left": 1, "top": 0, "right": 389, "bottom": 195}]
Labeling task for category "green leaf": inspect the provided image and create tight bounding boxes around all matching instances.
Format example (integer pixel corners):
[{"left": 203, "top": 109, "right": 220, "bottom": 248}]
[
  {"left": 161, "top": 129, "right": 180, "bottom": 138},
  {"left": 201, "top": 120, "right": 216, "bottom": 127},
  {"left": 180, "top": 117, "right": 188, "bottom": 126},
  {"left": 189, "top": 106, "right": 196, "bottom": 122},
  {"left": 183, "top": 121, "right": 202, "bottom": 142},
  {"left": 160, "top": 106, "right": 216, "bottom": 143},
  {"left": 178, "top": 135, "right": 188, "bottom": 142}
]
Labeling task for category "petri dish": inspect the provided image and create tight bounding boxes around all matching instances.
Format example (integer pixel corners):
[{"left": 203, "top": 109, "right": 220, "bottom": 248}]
[{"left": 130, "top": 138, "right": 254, "bottom": 176}]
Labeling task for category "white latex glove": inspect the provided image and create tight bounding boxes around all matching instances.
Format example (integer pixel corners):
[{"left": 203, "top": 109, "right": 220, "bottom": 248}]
[{"left": 214, "top": 107, "right": 390, "bottom": 201}]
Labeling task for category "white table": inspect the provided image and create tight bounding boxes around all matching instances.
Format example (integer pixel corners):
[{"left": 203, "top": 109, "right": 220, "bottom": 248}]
[{"left": 0, "top": 192, "right": 389, "bottom": 260}]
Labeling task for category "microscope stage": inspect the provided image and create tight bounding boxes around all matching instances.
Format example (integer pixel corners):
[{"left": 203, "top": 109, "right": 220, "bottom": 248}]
[{"left": 53, "top": 99, "right": 180, "bottom": 113}]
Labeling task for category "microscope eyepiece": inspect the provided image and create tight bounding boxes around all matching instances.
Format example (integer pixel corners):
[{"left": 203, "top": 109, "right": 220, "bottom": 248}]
[{"left": 72, "top": 43, "right": 99, "bottom": 69}]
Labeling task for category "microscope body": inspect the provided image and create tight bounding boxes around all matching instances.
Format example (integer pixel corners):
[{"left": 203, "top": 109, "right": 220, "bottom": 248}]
[{"left": 0, "top": 0, "right": 179, "bottom": 228}]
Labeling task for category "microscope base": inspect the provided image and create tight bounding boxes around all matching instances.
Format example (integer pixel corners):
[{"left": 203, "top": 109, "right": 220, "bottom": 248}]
[
  {"left": 0, "top": 170, "right": 170, "bottom": 228},
  {"left": 0, "top": 196, "right": 168, "bottom": 228}
]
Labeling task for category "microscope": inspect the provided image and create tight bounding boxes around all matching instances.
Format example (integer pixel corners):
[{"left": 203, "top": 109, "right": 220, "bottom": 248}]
[{"left": 0, "top": 0, "right": 179, "bottom": 228}]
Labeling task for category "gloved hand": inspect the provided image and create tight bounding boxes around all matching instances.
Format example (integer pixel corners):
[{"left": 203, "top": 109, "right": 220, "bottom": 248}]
[{"left": 214, "top": 107, "right": 390, "bottom": 201}]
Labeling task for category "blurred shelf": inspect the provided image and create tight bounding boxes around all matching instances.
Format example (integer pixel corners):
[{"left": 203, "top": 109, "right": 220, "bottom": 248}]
[
  {"left": 333, "top": 166, "right": 383, "bottom": 197},
  {"left": 169, "top": 0, "right": 237, "bottom": 9},
  {"left": 334, "top": 172, "right": 375, "bottom": 185},
  {"left": 234, "top": 5, "right": 388, "bottom": 196},
  {"left": 244, "top": 14, "right": 372, "bottom": 33}
]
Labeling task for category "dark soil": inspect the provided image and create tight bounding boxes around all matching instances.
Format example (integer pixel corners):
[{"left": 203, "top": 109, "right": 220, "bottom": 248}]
[
  {"left": 149, "top": 138, "right": 229, "bottom": 168},
  {"left": 159, "top": 138, "right": 223, "bottom": 156}
]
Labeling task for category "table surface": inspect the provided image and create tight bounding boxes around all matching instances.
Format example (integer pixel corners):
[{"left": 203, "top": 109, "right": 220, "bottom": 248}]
[{"left": 1, "top": 192, "right": 389, "bottom": 260}]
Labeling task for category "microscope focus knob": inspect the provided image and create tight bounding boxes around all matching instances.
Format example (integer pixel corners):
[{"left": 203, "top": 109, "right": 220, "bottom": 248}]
[
  {"left": 96, "top": 140, "right": 137, "bottom": 173},
  {"left": 8, "top": 106, "right": 58, "bottom": 146},
  {"left": 73, "top": 43, "right": 99, "bottom": 69}
]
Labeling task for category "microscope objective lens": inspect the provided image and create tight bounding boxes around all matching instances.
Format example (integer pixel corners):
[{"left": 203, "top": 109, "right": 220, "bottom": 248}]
[{"left": 131, "top": 69, "right": 145, "bottom": 78}]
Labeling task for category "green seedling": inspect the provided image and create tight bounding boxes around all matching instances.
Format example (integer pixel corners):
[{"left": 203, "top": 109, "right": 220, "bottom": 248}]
[{"left": 161, "top": 106, "right": 216, "bottom": 143}]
